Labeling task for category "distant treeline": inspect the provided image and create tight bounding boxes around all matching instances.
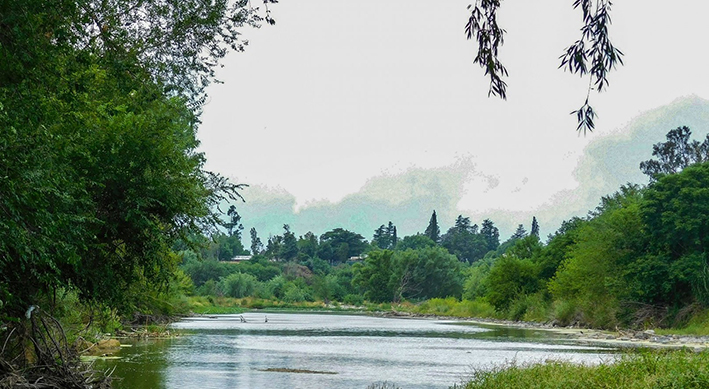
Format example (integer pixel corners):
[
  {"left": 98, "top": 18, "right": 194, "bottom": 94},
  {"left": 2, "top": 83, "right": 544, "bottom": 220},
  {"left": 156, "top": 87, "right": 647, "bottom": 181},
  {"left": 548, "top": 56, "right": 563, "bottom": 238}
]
[{"left": 181, "top": 126, "right": 709, "bottom": 329}]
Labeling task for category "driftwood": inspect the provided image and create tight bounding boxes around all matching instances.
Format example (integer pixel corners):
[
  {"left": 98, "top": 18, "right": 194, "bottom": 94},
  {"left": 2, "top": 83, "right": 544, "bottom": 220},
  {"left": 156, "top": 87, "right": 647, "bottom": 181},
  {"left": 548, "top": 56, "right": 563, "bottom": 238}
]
[{"left": 0, "top": 309, "right": 111, "bottom": 389}]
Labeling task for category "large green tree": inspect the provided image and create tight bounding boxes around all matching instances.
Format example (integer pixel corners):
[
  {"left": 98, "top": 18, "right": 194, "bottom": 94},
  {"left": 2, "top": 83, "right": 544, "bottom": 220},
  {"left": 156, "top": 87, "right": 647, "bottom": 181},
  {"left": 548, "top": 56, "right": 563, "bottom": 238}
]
[
  {"left": 391, "top": 247, "right": 464, "bottom": 301},
  {"left": 641, "top": 162, "right": 709, "bottom": 306},
  {"left": 319, "top": 228, "right": 368, "bottom": 264},
  {"left": 441, "top": 215, "right": 488, "bottom": 263},
  {"left": 0, "top": 0, "right": 271, "bottom": 323}
]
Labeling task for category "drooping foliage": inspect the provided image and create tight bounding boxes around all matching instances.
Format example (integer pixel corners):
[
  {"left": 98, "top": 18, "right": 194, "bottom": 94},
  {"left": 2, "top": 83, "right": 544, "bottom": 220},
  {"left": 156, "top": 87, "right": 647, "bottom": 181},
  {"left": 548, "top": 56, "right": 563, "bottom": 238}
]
[{"left": 465, "top": 0, "right": 624, "bottom": 133}]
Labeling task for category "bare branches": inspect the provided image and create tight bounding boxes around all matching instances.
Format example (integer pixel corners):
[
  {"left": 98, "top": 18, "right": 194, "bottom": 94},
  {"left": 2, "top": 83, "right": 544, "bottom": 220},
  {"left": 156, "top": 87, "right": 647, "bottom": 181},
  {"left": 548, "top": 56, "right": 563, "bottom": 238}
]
[{"left": 1, "top": 309, "right": 111, "bottom": 388}]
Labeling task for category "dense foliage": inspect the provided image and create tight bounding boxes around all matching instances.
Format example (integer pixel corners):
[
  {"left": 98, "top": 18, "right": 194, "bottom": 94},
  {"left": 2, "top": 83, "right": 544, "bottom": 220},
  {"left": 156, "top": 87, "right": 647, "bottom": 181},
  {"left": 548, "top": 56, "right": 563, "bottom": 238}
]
[{"left": 0, "top": 0, "right": 271, "bottom": 328}]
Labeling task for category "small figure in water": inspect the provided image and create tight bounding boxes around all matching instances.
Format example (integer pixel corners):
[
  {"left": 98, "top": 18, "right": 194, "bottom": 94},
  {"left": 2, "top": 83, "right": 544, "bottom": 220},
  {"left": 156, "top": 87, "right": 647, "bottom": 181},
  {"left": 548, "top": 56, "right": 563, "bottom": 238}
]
[
  {"left": 240, "top": 315, "right": 246, "bottom": 323},
  {"left": 265, "top": 315, "right": 268, "bottom": 323}
]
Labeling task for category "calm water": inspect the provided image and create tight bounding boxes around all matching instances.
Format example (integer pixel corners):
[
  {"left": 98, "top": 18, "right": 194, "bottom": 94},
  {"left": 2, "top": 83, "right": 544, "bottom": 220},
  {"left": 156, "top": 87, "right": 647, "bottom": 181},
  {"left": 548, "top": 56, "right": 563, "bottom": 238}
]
[{"left": 96, "top": 312, "right": 617, "bottom": 388}]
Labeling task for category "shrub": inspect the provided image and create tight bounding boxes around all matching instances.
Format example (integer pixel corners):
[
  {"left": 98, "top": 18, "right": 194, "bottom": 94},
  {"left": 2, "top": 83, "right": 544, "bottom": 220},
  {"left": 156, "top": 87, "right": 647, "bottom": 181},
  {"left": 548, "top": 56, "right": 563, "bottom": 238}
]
[
  {"left": 282, "top": 282, "right": 313, "bottom": 303},
  {"left": 552, "top": 299, "right": 580, "bottom": 326},
  {"left": 197, "top": 280, "right": 222, "bottom": 296},
  {"left": 220, "top": 272, "right": 257, "bottom": 298},
  {"left": 343, "top": 294, "right": 364, "bottom": 306}
]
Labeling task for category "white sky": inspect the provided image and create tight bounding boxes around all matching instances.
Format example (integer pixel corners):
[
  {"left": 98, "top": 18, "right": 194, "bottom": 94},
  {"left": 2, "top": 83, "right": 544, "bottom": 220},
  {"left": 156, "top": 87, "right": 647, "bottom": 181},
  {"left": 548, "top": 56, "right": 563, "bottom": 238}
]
[{"left": 198, "top": 1, "right": 709, "bottom": 220}]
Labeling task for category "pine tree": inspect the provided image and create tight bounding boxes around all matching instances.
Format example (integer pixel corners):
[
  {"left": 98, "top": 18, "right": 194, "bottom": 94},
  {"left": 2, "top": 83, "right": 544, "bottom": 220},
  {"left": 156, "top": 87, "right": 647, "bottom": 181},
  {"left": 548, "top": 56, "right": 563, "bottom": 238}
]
[
  {"left": 531, "top": 216, "right": 540, "bottom": 237},
  {"left": 480, "top": 219, "right": 500, "bottom": 251},
  {"left": 512, "top": 224, "right": 527, "bottom": 239},
  {"left": 424, "top": 210, "right": 441, "bottom": 243}
]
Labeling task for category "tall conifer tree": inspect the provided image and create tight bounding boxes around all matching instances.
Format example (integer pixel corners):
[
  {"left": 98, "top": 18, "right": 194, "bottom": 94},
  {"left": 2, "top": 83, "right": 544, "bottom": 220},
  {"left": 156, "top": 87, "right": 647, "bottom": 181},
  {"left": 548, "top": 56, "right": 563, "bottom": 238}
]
[
  {"left": 531, "top": 216, "right": 540, "bottom": 237},
  {"left": 425, "top": 211, "right": 441, "bottom": 243}
]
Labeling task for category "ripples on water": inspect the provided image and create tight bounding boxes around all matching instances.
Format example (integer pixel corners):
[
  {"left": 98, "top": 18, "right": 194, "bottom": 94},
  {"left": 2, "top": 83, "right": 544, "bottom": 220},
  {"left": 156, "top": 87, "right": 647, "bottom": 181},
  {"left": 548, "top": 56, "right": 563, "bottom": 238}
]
[{"left": 97, "top": 313, "right": 617, "bottom": 389}]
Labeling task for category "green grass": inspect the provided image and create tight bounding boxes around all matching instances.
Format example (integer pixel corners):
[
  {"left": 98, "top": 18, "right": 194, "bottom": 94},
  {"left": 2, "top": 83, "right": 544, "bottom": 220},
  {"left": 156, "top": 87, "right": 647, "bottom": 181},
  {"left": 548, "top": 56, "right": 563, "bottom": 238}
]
[
  {"left": 398, "top": 298, "right": 499, "bottom": 319},
  {"left": 654, "top": 309, "right": 709, "bottom": 336},
  {"left": 457, "top": 350, "right": 709, "bottom": 389}
]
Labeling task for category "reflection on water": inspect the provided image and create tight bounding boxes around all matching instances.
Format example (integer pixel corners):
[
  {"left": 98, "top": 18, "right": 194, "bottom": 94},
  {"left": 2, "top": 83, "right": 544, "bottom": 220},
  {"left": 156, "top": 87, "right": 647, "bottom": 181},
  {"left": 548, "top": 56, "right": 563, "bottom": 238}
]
[{"left": 96, "top": 313, "right": 617, "bottom": 389}]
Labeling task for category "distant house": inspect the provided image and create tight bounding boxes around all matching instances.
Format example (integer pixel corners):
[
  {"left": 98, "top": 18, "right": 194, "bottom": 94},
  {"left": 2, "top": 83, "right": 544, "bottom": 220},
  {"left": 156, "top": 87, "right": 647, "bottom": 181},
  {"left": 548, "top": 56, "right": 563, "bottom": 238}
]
[
  {"left": 228, "top": 255, "right": 252, "bottom": 262},
  {"left": 347, "top": 255, "right": 367, "bottom": 263}
]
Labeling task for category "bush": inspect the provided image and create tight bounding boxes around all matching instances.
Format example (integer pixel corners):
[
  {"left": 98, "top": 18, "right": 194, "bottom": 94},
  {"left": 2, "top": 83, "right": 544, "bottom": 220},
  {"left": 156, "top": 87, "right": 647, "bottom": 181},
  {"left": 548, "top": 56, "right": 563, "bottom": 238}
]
[
  {"left": 220, "top": 272, "right": 257, "bottom": 298},
  {"left": 454, "top": 299, "right": 497, "bottom": 318},
  {"left": 197, "top": 279, "right": 222, "bottom": 296},
  {"left": 552, "top": 299, "right": 581, "bottom": 326},
  {"left": 343, "top": 294, "right": 364, "bottom": 306},
  {"left": 485, "top": 256, "right": 539, "bottom": 311},
  {"left": 282, "top": 282, "right": 313, "bottom": 303}
]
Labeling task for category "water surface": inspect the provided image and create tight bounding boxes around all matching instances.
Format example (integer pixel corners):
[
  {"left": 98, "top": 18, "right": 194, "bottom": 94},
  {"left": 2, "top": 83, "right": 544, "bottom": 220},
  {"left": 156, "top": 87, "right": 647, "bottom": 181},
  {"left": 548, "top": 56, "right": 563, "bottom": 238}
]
[{"left": 99, "top": 312, "right": 617, "bottom": 388}]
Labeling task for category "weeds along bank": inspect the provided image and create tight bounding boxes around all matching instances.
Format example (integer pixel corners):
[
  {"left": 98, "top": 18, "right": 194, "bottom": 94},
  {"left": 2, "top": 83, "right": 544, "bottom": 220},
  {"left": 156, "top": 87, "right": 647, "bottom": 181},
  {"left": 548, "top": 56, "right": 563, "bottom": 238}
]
[{"left": 457, "top": 350, "right": 709, "bottom": 389}]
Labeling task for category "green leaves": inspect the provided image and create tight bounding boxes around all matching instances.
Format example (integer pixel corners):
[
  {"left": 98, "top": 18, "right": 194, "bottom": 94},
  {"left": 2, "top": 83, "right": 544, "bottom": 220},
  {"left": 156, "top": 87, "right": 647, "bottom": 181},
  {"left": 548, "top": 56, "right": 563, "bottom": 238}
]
[
  {"left": 465, "top": 0, "right": 623, "bottom": 132},
  {"left": 561, "top": 0, "right": 623, "bottom": 134},
  {"left": 0, "top": 0, "right": 253, "bottom": 320},
  {"left": 465, "top": 1, "right": 508, "bottom": 99}
]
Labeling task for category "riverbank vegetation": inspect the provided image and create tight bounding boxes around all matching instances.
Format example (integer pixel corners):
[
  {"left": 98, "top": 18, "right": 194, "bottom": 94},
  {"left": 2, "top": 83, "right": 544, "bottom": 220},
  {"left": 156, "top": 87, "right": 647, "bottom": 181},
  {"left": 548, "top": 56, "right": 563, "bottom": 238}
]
[
  {"left": 458, "top": 350, "right": 709, "bottom": 389},
  {"left": 0, "top": 0, "right": 276, "bottom": 385}
]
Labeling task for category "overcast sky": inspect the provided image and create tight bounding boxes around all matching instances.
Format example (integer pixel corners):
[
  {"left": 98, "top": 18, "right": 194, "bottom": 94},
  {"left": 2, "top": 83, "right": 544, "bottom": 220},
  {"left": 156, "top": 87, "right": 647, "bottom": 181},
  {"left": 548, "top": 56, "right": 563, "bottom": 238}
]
[{"left": 196, "top": 1, "right": 709, "bottom": 240}]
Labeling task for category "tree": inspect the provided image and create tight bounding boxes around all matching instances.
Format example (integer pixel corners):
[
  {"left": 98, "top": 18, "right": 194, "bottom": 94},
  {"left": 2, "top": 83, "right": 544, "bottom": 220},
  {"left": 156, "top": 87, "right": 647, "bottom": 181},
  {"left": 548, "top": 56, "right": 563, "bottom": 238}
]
[
  {"left": 319, "top": 228, "right": 368, "bottom": 264},
  {"left": 280, "top": 224, "right": 298, "bottom": 261},
  {"left": 398, "top": 234, "right": 437, "bottom": 251},
  {"left": 297, "top": 232, "right": 319, "bottom": 259},
  {"left": 530, "top": 216, "right": 540, "bottom": 238},
  {"left": 250, "top": 227, "right": 264, "bottom": 255},
  {"left": 465, "top": 0, "right": 624, "bottom": 133},
  {"left": 480, "top": 219, "right": 500, "bottom": 251},
  {"left": 215, "top": 233, "right": 249, "bottom": 261},
  {"left": 549, "top": 185, "right": 646, "bottom": 328},
  {"left": 511, "top": 224, "right": 528, "bottom": 239},
  {"left": 441, "top": 215, "right": 488, "bottom": 263},
  {"left": 642, "top": 162, "right": 709, "bottom": 305},
  {"left": 373, "top": 221, "right": 398, "bottom": 250},
  {"left": 485, "top": 255, "right": 539, "bottom": 312},
  {"left": 391, "top": 247, "right": 464, "bottom": 301},
  {"left": 424, "top": 210, "right": 441, "bottom": 243},
  {"left": 534, "top": 217, "right": 585, "bottom": 281},
  {"left": 640, "top": 126, "right": 709, "bottom": 180},
  {"left": 226, "top": 205, "right": 245, "bottom": 238},
  {"left": 0, "top": 0, "right": 275, "bottom": 350},
  {"left": 352, "top": 250, "right": 396, "bottom": 303},
  {"left": 265, "top": 235, "right": 283, "bottom": 259}
]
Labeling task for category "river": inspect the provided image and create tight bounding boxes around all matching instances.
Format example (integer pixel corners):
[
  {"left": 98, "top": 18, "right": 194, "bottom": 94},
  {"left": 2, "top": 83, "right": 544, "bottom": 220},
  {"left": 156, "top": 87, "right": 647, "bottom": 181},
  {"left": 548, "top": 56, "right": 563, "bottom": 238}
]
[{"left": 96, "top": 312, "right": 618, "bottom": 388}]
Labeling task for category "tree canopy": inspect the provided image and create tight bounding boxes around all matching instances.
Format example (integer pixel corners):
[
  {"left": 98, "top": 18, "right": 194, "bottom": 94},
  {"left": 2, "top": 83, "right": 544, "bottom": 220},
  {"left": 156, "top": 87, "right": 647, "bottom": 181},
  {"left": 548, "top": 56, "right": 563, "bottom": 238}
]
[
  {"left": 0, "top": 0, "right": 273, "bottom": 320},
  {"left": 640, "top": 126, "right": 709, "bottom": 180}
]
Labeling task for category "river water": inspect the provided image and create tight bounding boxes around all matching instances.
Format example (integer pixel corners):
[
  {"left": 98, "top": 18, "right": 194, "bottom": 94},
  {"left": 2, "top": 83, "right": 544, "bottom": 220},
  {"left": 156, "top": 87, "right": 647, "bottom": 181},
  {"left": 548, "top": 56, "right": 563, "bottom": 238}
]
[{"left": 96, "top": 312, "right": 617, "bottom": 388}]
